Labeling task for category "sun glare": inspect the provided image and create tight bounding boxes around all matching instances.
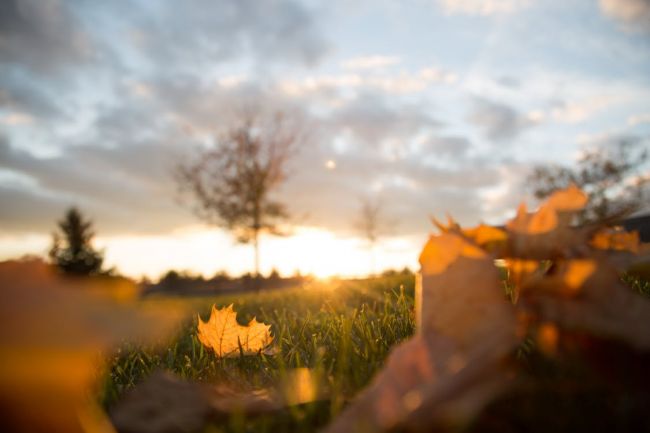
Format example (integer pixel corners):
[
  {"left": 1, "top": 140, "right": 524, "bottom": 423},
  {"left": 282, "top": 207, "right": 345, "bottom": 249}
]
[{"left": 92, "top": 225, "right": 417, "bottom": 280}]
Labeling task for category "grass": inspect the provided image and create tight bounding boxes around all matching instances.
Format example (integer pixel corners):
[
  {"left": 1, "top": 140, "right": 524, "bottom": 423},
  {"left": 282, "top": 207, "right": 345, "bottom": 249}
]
[
  {"left": 100, "top": 271, "right": 650, "bottom": 433},
  {"left": 623, "top": 272, "right": 650, "bottom": 298},
  {"left": 100, "top": 272, "right": 416, "bottom": 432}
]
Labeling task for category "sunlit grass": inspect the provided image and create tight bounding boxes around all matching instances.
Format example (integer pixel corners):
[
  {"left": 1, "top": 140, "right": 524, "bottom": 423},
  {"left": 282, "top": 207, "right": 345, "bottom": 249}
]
[
  {"left": 101, "top": 271, "right": 650, "bottom": 432},
  {"left": 101, "top": 273, "right": 415, "bottom": 432}
]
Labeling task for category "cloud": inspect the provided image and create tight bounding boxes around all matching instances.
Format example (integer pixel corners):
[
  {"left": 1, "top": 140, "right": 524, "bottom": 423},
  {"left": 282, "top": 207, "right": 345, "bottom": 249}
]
[
  {"left": 575, "top": 130, "right": 650, "bottom": 152},
  {"left": 0, "top": 70, "right": 511, "bottom": 240},
  {"left": 102, "top": 0, "right": 330, "bottom": 71},
  {"left": 0, "top": 112, "right": 33, "bottom": 125},
  {"left": 468, "top": 98, "right": 537, "bottom": 141},
  {"left": 0, "top": 183, "right": 68, "bottom": 233},
  {"left": 439, "top": 0, "right": 529, "bottom": 15},
  {"left": 280, "top": 145, "right": 504, "bottom": 236},
  {"left": 628, "top": 113, "right": 650, "bottom": 126},
  {"left": 0, "top": 131, "right": 193, "bottom": 235},
  {"left": 600, "top": 0, "right": 650, "bottom": 33},
  {"left": 0, "top": 0, "right": 93, "bottom": 73},
  {"left": 277, "top": 66, "right": 458, "bottom": 98},
  {"left": 419, "top": 135, "right": 472, "bottom": 158},
  {"left": 341, "top": 55, "right": 401, "bottom": 70},
  {"left": 0, "top": 73, "right": 68, "bottom": 121},
  {"left": 326, "top": 92, "right": 442, "bottom": 152},
  {"left": 549, "top": 96, "right": 614, "bottom": 124}
]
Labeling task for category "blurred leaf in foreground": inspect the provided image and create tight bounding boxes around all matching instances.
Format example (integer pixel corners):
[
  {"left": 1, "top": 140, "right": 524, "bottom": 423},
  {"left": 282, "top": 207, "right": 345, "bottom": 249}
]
[
  {"left": 324, "top": 185, "right": 650, "bottom": 433},
  {"left": 0, "top": 258, "right": 182, "bottom": 433},
  {"left": 325, "top": 232, "right": 518, "bottom": 433},
  {"left": 110, "top": 368, "right": 322, "bottom": 433}
]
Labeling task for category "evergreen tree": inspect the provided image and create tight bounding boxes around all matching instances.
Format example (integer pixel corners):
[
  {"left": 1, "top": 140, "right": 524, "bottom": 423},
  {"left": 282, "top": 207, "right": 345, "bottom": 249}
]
[{"left": 49, "top": 207, "right": 103, "bottom": 276}]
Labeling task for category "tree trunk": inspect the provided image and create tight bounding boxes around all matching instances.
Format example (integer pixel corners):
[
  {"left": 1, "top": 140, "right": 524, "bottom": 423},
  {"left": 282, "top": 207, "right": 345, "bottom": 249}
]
[{"left": 253, "top": 230, "right": 260, "bottom": 286}]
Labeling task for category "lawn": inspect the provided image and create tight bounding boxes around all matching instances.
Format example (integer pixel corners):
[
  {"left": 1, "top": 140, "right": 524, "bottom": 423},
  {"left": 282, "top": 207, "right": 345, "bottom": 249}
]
[
  {"left": 101, "top": 272, "right": 416, "bottom": 432},
  {"left": 100, "top": 270, "right": 650, "bottom": 433}
]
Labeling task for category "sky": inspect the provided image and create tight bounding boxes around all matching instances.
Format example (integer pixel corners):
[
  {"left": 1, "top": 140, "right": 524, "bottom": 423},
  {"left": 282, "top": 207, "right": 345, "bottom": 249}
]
[{"left": 1, "top": 0, "right": 649, "bottom": 279}]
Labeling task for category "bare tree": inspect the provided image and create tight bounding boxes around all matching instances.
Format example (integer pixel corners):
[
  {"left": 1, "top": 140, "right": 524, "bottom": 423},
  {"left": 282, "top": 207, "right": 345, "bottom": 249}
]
[
  {"left": 176, "top": 111, "right": 304, "bottom": 277},
  {"left": 355, "top": 197, "right": 383, "bottom": 276},
  {"left": 528, "top": 140, "right": 649, "bottom": 223}
]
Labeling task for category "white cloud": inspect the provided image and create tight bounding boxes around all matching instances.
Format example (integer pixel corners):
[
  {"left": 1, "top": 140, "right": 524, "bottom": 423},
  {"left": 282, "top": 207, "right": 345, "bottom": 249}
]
[
  {"left": 600, "top": 0, "right": 650, "bottom": 33},
  {"left": 628, "top": 113, "right": 650, "bottom": 126},
  {"left": 278, "top": 74, "right": 363, "bottom": 97},
  {"left": 217, "top": 75, "right": 248, "bottom": 88},
  {"left": 277, "top": 66, "right": 457, "bottom": 97},
  {"left": 550, "top": 96, "right": 614, "bottom": 124},
  {"left": 341, "top": 55, "right": 401, "bottom": 70},
  {"left": 468, "top": 98, "right": 536, "bottom": 141},
  {"left": 1, "top": 112, "right": 34, "bottom": 125},
  {"left": 127, "top": 81, "right": 153, "bottom": 98},
  {"left": 439, "top": 0, "right": 529, "bottom": 15}
]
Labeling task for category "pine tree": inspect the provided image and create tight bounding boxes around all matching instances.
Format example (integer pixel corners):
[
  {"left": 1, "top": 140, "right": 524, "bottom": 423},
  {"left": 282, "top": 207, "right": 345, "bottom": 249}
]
[{"left": 49, "top": 207, "right": 104, "bottom": 276}]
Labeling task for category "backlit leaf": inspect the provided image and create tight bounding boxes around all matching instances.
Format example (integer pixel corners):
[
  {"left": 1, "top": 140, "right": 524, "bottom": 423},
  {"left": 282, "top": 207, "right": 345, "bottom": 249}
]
[
  {"left": 197, "top": 304, "right": 273, "bottom": 357},
  {"left": 591, "top": 228, "right": 640, "bottom": 253}
]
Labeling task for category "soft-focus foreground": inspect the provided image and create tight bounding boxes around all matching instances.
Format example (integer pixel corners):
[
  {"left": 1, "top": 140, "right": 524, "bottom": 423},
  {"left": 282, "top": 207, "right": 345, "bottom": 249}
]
[{"left": 1, "top": 187, "right": 650, "bottom": 433}]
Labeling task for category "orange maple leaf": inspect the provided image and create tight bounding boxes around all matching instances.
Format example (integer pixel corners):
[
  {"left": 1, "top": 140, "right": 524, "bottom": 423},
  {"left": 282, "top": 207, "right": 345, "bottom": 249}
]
[{"left": 197, "top": 304, "right": 273, "bottom": 357}]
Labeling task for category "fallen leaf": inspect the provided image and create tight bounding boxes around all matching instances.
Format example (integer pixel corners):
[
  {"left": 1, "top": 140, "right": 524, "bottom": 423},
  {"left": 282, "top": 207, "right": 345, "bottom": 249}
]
[
  {"left": 462, "top": 224, "right": 507, "bottom": 250},
  {"left": 591, "top": 229, "right": 640, "bottom": 253},
  {"left": 326, "top": 233, "right": 519, "bottom": 433},
  {"left": 325, "top": 185, "right": 650, "bottom": 433},
  {"left": 544, "top": 183, "right": 588, "bottom": 213},
  {"left": 0, "top": 258, "right": 182, "bottom": 433},
  {"left": 110, "top": 368, "right": 324, "bottom": 433},
  {"left": 419, "top": 232, "right": 516, "bottom": 350},
  {"left": 505, "top": 203, "right": 589, "bottom": 260},
  {"left": 502, "top": 259, "right": 545, "bottom": 303},
  {"left": 197, "top": 304, "right": 273, "bottom": 357},
  {"left": 110, "top": 370, "right": 280, "bottom": 433},
  {"left": 525, "top": 259, "right": 650, "bottom": 351},
  {"left": 418, "top": 233, "right": 486, "bottom": 276},
  {"left": 324, "top": 328, "right": 515, "bottom": 433}
]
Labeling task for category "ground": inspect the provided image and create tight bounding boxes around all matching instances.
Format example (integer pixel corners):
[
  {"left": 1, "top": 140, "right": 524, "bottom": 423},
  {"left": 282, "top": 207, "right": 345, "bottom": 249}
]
[
  {"left": 101, "top": 272, "right": 650, "bottom": 433},
  {"left": 101, "top": 273, "right": 416, "bottom": 433}
]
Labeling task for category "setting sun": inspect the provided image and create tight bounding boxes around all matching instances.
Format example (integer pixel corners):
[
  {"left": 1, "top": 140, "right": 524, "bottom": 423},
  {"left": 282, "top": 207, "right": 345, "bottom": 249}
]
[{"left": 94, "top": 226, "right": 417, "bottom": 280}]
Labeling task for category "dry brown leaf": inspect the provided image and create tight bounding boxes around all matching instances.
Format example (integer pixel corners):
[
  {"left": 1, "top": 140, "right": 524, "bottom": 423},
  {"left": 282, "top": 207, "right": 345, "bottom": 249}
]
[
  {"left": 197, "top": 304, "right": 273, "bottom": 357},
  {"left": 325, "top": 233, "right": 518, "bottom": 433},
  {"left": 502, "top": 259, "right": 546, "bottom": 303},
  {"left": 430, "top": 215, "right": 462, "bottom": 234},
  {"left": 430, "top": 218, "right": 508, "bottom": 255},
  {"left": 419, "top": 233, "right": 517, "bottom": 349},
  {"left": 590, "top": 229, "right": 640, "bottom": 253},
  {"left": 505, "top": 194, "right": 592, "bottom": 260},
  {"left": 326, "top": 185, "right": 649, "bottom": 433},
  {"left": 0, "top": 258, "right": 182, "bottom": 433},
  {"left": 418, "top": 233, "right": 486, "bottom": 276},
  {"left": 525, "top": 259, "right": 650, "bottom": 351},
  {"left": 462, "top": 224, "right": 507, "bottom": 250},
  {"left": 110, "top": 370, "right": 282, "bottom": 433},
  {"left": 522, "top": 259, "right": 596, "bottom": 296},
  {"left": 324, "top": 321, "right": 515, "bottom": 433},
  {"left": 111, "top": 368, "right": 323, "bottom": 433},
  {"left": 543, "top": 183, "right": 588, "bottom": 213},
  {"left": 508, "top": 186, "right": 587, "bottom": 245}
]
